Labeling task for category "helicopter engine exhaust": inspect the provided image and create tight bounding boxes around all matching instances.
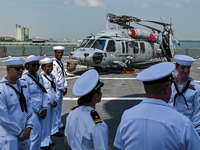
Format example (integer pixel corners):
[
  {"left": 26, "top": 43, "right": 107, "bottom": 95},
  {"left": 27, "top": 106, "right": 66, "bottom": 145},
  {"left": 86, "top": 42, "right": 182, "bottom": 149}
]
[{"left": 128, "top": 29, "right": 156, "bottom": 42}]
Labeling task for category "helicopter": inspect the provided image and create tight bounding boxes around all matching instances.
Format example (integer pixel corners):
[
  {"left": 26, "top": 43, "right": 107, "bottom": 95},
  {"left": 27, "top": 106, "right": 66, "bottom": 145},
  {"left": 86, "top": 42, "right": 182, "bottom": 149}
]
[{"left": 66, "top": 13, "right": 180, "bottom": 72}]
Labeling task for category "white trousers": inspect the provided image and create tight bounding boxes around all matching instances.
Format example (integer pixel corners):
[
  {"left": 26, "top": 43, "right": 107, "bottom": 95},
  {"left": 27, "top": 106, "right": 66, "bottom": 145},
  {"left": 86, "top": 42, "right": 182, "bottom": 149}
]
[
  {"left": 41, "top": 104, "right": 54, "bottom": 147},
  {"left": 57, "top": 91, "right": 64, "bottom": 128},
  {"left": 30, "top": 112, "right": 41, "bottom": 150},
  {"left": 51, "top": 90, "right": 63, "bottom": 135}
]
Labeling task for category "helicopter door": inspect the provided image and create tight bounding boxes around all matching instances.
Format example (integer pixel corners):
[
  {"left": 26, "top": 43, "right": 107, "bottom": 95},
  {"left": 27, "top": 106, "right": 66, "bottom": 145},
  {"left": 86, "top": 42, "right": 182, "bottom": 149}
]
[
  {"left": 127, "top": 41, "right": 134, "bottom": 56},
  {"left": 121, "top": 41, "right": 129, "bottom": 55},
  {"left": 133, "top": 41, "right": 145, "bottom": 62}
]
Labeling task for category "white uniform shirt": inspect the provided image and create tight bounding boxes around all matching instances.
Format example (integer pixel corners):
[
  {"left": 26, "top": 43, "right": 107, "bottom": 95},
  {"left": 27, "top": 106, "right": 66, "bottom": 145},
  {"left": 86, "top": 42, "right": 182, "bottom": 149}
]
[
  {"left": 40, "top": 71, "right": 59, "bottom": 105},
  {"left": 22, "top": 71, "right": 47, "bottom": 114},
  {"left": 65, "top": 106, "right": 109, "bottom": 150},
  {"left": 0, "top": 77, "right": 33, "bottom": 138},
  {"left": 168, "top": 75, "right": 200, "bottom": 132},
  {"left": 114, "top": 98, "right": 200, "bottom": 150},
  {"left": 51, "top": 58, "right": 67, "bottom": 90}
]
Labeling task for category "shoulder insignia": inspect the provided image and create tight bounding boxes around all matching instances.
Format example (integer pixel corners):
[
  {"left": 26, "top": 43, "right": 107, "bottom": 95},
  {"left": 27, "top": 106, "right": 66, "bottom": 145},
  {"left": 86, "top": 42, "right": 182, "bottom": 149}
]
[
  {"left": 188, "top": 84, "right": 196, "bottom": 90},
  {"left": 90, "top": 110, "right": 102, "bottom": 124},
  {"left": 71, "top": 106, "right": 79, "bottom": 110}
]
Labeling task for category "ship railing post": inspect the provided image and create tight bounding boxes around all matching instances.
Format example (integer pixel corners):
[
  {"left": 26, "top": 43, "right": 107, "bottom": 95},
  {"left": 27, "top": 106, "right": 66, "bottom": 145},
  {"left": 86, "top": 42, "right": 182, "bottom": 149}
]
[
  {"left": 40, "top": 46, "right": 42, "bottom": 56},
  {"left": 185, "top": 49, "right": 189, "bottom": 56},
  {"left": 3, "top": 46, "right": 7, "bottom": 57},
  {"left": 22, "top": 46, "right": 25, "bottom": 56}
]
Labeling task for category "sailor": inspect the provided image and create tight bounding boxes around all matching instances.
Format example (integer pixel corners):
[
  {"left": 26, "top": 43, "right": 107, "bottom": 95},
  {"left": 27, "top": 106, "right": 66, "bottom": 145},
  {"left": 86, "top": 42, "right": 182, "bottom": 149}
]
[
  {"left": 0, "top": 57, "right": 33, "bottom": 150},
  {"left": 64, "top": 69, "right": 112, "bottom": 150},
  {"left": 168, "top": 54, "right": 200, "bottom": 134},
  {"left": 51, "top": 46, "right": 67, "bottom": 137},
  {"left": 40, "top": 58, "right": 59, "bottom": 149},
  {"left": 22, "top": 55, "right": 48, "bottom": 150},
  {"left": 114, "top": 62, "right": 200, "bottom": 149}
]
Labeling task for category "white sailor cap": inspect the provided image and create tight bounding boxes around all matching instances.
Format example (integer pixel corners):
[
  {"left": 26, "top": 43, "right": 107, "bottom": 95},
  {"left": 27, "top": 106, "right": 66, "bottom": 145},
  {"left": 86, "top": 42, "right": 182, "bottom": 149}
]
[
  {"left": 40, "top": 58, "right": 54, "bottom": 64},
  {"left": 53, "top": 46, "right": 65, "bottom": 51},
  {"left": 25, "top": 55, "right": 40, "bottom": 64},
  {"left": 73, "top": 69, "right": 104, "bottom": 97},
  {"left": 174, "top": 54, "right": 195, "bottom": 66},
  {"left": 137, "top": 62, "right": 175, "bottom": 84},
  {"left": 3, "top": 57, "right": 25, "bottom": 66}
]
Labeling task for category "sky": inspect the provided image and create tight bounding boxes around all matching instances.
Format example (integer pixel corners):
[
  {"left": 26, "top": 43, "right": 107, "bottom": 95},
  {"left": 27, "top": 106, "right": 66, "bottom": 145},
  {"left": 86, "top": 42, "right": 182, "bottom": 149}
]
[{"left": 0, "top": 0, "right": 199, "bottom": 41}]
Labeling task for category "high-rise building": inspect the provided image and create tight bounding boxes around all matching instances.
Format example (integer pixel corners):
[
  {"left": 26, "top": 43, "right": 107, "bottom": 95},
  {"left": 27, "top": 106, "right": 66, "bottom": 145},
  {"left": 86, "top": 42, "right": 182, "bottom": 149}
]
[{"left": 16, "top": 24, "right": 29, "bottom": 41}]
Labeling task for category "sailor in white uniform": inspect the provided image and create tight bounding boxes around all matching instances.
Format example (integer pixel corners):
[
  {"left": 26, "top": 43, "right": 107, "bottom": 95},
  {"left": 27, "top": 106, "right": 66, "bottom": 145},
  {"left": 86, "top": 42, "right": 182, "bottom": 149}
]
[
  {"left": 0, "top": 57, "right": 33, "bottom": 150},
  {"left": 22, "top": 55, "right": 48, "bottom": 150},
  {"left": 51, "top": 46, "right": 67, "bottom": 136},
  {"left": 40, "top": 58, "right": 59, "bottom": 149},
  {"left": 168, "top": 54, "right": 200, "bottom": 134},
  {"left": 114, "top": 62, "right": 200, "bottom": 150},
  {"left": 64, "top": 69, "right": 111, "bottom": 150}
]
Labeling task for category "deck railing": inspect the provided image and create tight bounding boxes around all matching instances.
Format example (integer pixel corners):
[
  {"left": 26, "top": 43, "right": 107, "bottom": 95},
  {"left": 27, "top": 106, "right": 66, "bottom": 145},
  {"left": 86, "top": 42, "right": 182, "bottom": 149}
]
[
  {"left": 0, "top": 46, "right": 200, "bottom": 58},
  {"left": 0, "top": 45, "right": 78, "bottom": 57}
]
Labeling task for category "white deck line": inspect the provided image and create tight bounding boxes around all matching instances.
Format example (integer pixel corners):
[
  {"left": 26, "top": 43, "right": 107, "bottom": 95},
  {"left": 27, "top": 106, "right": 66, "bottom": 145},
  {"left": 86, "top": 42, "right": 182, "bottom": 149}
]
[
  {"left": 67, "top": 76, "right": 200, "bottom": 83},
  {"left": 63, "top": 97, "right": 145, "bottom": 101}
]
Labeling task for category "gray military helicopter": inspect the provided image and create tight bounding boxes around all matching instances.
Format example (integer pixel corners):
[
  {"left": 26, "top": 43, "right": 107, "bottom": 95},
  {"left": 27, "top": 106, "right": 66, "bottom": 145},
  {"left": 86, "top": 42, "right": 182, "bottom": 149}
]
[{"left": 67, "top": 14, "right": 180, "bottom": 72}]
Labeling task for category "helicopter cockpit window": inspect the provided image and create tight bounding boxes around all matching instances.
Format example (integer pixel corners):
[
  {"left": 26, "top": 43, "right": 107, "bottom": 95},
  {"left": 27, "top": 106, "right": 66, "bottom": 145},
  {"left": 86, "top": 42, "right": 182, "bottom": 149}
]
[
  {"left": 85, "top": 39, "right": 95, "bottom": 48},
  {"left": 91, "top": 39, "right": 106, "bottom": 50},
  {"left": 79, "top": 39, "right": 89, "bottom": 48},
  {"left": 106, "top": 40, "right": 116, "bottom": 52},
  {"left": 140, "top": 42, "right": 145, "bottom": 53}
]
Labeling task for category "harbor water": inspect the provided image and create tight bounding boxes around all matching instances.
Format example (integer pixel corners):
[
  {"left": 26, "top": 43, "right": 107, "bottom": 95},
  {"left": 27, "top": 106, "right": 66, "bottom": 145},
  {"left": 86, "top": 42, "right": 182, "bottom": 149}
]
[{"left": 175, "top": 40, "right": 200, "bottom": 58}]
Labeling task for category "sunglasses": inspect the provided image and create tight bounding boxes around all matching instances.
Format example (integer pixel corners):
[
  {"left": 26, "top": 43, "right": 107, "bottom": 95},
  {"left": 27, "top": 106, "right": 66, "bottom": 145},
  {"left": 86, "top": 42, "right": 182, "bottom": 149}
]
[
  {"left": 56, "top": 51, "right": 63, "bottom": 54},
  {"left": 29, "top": 63, "right": 40, "bottom": 67},
  {"left": 9, "top": 66, "right": 25, "bottom": 71}
]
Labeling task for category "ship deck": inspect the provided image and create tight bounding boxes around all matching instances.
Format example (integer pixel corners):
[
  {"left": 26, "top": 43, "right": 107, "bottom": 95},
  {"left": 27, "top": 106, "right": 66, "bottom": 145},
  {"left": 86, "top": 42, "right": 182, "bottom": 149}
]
[{"left": 0, "top": 56, "right": 200, "bottom": 150}]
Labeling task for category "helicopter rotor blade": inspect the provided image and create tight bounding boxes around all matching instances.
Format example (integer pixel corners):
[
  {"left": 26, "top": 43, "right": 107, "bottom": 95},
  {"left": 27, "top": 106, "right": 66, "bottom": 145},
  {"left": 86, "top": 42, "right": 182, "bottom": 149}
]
[
  {"left": 136, "top": 22, "right": 162, "bottom": 33},
  {"left": 143, "top": 20, "right": 171, "bottom": 26}
]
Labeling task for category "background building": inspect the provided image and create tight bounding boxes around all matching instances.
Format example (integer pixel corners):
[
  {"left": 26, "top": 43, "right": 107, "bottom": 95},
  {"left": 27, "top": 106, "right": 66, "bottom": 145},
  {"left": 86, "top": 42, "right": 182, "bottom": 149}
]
[{"left": 16, "top": 24, "right": 29, "bottom": 41}]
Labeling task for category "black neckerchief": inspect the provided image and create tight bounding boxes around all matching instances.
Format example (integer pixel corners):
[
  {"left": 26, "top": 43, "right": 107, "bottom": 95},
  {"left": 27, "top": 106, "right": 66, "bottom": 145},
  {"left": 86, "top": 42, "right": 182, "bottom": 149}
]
[
  {"left": 42, "top": 73, "right": 56, "bottom": 92},
  {"left": 173, "top": 79, "right": 191, "bottom": 109},
  {"left": 55, "top": 60, "right": 64, "bottom": 76},
  {"left": 5, "top": 82, "right": 28, "bottom": 113},
  {"left": 27, "top": 73, "right": 47, "bottom": 93}
]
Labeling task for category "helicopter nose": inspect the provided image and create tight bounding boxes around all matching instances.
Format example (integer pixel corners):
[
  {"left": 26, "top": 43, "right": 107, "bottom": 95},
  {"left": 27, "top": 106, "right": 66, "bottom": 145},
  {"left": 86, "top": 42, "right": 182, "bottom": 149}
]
[{"left": 93, "top": 52, "right": 103, "bottom": 64}]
